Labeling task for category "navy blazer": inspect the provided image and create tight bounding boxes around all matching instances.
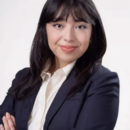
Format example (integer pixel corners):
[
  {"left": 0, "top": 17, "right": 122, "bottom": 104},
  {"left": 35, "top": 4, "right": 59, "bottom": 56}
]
[{"left": 0, "top": 64, "right": 119, "bottom": 130}]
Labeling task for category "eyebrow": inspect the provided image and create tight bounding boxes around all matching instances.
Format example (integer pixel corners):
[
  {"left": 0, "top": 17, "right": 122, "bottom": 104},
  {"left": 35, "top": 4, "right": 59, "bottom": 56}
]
[{"left": 52, "top": 17, "right": 88, "bottom": 23}]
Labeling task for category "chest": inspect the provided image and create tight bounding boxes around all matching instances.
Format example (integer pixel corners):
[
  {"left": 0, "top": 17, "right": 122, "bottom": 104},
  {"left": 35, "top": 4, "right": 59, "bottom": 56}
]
[
  {"left": 45, "top": 92, "right": 85, "bottom": 130},
  {"left": 14, "top": 92, "right": 85, "bottom": 130}
]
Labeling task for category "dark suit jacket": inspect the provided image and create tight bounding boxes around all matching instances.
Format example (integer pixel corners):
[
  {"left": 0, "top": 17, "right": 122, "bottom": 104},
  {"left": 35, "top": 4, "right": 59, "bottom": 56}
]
[{"left": 0, "top": 64, "right": 119, "bottom": 130}]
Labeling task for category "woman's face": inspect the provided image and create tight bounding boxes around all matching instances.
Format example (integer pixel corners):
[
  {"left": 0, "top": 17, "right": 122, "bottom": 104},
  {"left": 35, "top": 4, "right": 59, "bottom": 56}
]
[{"left": 46, "top": 14, "right": 92, "bottom": 68}]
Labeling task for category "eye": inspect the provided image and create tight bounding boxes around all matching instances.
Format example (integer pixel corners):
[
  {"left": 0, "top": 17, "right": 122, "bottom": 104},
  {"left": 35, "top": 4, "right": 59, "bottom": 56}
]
[
  {"left": 77, "top": 25, "right": 86, "bottom": 29},
  {"left": 53, "top": 24, "right": 63, "bottom": 29}
]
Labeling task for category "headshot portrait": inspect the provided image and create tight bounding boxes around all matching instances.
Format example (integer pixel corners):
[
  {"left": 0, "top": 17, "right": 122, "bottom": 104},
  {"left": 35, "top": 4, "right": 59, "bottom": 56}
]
[{"left": 0, "top": 0, "right": 129, "bottom": 130}]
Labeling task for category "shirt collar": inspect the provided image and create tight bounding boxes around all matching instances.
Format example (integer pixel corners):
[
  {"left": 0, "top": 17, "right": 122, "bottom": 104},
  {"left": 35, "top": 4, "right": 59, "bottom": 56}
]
[
  {"left": 62, "top": 60, "right": 77, "bottom": 78},
  {"left": 41, "top": 59, "right": 77, "bottom": 79}
]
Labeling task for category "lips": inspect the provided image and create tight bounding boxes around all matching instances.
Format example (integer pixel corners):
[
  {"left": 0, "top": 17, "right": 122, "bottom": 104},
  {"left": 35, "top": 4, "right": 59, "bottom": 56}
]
[
  {"left": 60, "top": 45, "right": 77, "bottom": 48},
  {"left": 59, "top": 45, "right": 77, "bottom": 52}
]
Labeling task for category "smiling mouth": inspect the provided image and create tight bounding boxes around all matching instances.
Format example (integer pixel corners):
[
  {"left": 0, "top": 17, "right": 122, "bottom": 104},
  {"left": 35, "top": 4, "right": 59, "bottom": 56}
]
[
  {"left": 60, "top": 46, "right": 77, "bottom": 52},
  {"left": 60, "top": 45, "right": 78, "bottom": 48}
]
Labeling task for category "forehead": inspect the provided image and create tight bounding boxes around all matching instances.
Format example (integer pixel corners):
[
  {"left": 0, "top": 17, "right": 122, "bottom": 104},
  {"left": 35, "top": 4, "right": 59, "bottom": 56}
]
[
  {"left": 53, "top": 14, "right": 86, "bottom": 23},
  {"left": 53, "top": 8, "right": 89, "bottom": 23},
  {"left": 45, "top": 4, "right": 95, "bottom": 25}
]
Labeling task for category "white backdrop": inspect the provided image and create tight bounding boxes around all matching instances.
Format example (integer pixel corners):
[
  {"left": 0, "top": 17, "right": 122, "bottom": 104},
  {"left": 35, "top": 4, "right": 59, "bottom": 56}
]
[{"left": 0, "top": 0, "right": 130, "bottom": 129}]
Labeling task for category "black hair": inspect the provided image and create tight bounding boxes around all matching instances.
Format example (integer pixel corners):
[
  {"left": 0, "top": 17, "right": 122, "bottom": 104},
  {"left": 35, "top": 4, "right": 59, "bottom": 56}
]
[{"left": 8, "top": 0, "right": 106, "bottom": 100}]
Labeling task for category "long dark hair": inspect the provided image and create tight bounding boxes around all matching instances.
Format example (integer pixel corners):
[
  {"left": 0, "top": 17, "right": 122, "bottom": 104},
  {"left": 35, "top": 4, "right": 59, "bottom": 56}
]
[{"left": 8, "top": 0, "right": 106, "bottom": 101}]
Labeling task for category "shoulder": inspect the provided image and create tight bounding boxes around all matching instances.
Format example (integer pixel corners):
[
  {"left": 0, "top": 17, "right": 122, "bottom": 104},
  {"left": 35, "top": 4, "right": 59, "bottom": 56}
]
[
  {"left": 91, "top": 64, "right": 119, "bottom": 81},
  {"left": 14, "top": 67, "right": 30, "bottom": 79},
  {"left": 16, "top": 67, "right": 30, "bottom": 76},
  {"left": 7, "top": 67, "right": 30, "bottom": 96},
  {"left": 87, "top": 64, "right": 120, "bottom": 95},
  {"left": 9, "top": 67, "right": 30, "bottom": 88}
]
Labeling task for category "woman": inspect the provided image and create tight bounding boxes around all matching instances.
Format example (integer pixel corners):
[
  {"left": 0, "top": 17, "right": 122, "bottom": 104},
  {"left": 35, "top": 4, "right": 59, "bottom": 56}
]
[{"left": 0, "top": 0, "right": 120, "bottom": 130}]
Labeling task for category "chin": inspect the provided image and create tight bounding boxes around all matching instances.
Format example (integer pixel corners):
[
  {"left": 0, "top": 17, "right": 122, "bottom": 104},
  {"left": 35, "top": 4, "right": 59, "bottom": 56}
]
[{"left": 61, "top": 58, "right": 76, "bottom": 64}]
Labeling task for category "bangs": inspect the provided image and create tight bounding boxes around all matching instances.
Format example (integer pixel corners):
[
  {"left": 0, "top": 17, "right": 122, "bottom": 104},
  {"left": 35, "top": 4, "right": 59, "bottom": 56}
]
[{"left": 44, "top": 0, "right": 96, "bottom": 25}]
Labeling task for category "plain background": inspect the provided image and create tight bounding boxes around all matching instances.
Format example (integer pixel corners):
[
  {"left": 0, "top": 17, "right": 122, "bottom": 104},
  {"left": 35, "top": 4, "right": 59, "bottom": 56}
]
[{"left": 0, "top": 0, "right": 130, "bottom": 129}]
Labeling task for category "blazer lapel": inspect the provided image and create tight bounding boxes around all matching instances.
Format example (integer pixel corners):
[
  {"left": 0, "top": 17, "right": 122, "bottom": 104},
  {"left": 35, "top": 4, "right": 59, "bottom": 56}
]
[{"left": 44, "top": 69, "right": 76, "bottom": 130}]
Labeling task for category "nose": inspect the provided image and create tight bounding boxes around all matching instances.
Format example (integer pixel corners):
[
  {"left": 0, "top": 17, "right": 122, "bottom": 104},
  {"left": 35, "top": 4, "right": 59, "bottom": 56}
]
[{"left": 63, "top": 27, "right": 75, "bottom": 42}]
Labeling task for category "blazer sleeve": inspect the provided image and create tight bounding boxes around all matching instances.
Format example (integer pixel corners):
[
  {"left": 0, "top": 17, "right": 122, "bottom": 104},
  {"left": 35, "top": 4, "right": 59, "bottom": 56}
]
[
  {"left": 72, "top": 70, "right": 120, "bottom": 130},
  {"left": 0, "top": 68, "right": 27, "bottom": 125}
]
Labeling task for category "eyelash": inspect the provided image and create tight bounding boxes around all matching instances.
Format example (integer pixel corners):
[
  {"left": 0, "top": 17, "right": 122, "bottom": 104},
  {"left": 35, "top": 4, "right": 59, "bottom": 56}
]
[{"left": 53, "top": 24, "right": 87, "bottom": 29}]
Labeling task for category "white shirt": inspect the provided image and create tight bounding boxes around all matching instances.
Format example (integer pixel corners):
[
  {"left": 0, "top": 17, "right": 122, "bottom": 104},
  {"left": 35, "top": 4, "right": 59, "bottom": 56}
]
[{"left": 27, "top": 60, "right": 77, "bottom": 130}]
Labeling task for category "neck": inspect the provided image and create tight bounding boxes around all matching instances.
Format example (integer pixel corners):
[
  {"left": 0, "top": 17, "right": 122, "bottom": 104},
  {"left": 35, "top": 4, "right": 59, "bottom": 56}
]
[{"left": 49, "top": 57, "right": 69, "bottom": 75}]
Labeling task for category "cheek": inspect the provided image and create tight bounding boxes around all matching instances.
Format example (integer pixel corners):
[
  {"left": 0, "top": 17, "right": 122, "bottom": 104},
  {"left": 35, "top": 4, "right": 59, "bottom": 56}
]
[
  {"left": 47, "top": 30, "right": 61, "bottom": 45},
  {"left": 78, "top": 42, "right": 89, "bottom": 58},
  {"left": 47, "top": 33, "right": 59, "bottom": 50},
  {"left": 78, "top": 34, "right": 91, "bottom": 50}
]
